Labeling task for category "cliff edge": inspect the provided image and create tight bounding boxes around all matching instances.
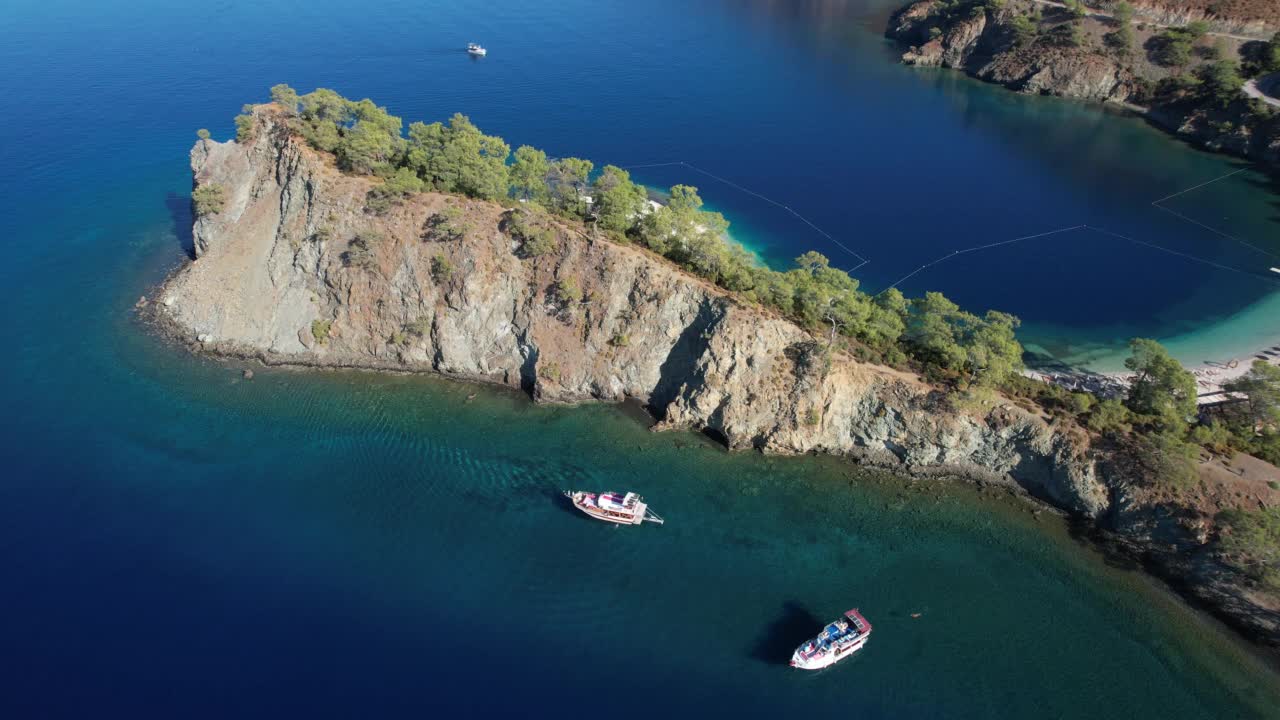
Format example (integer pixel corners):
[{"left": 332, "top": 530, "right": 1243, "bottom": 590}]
[
  {"left": 164, "top": 108, "right": 1108, "bottom": 516},
  {"left": 158, "top": 107, "right": 1279, "bottom": 647},
  {"left": 887, "top": 0, "right": 1280, "bottom": 171}
]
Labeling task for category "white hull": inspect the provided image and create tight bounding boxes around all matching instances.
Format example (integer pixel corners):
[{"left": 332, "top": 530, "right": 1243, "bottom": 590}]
[
  {"left": 790, "top": 635, "right": 867, "bottom": 670},
  {"left": 565, "top": 491, "right": 662, "bottom": 525},
  {"left": 572, "top": 503, "right": 642, "bottom": 524}
]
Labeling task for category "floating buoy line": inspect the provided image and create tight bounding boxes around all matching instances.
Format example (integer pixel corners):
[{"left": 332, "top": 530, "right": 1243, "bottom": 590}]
[
  {"left": 623, "top": 161, "right": 1279, "bottom": 292},
  {"left": 621, "top": 160, "right": 870, "bottom": 273}
]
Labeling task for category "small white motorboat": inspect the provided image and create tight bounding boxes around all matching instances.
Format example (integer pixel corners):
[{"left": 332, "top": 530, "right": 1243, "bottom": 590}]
[
  {"left": 467, "top": 43, "right": 487, "bottom": 56},
  {"left": 790, "top": 608, "right": 872, "bottom": 670}
]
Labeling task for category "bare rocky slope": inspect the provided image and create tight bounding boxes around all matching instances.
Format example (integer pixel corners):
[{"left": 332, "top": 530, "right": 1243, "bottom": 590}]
[{"left": 158, "top": 108, "right": 1278, "bottom": 647}]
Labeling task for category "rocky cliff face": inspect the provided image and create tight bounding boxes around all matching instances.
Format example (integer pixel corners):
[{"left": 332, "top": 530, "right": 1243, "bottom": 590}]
[
  {"left": 1125, "top": 1, "right": 1277, "bottom": 37},
  {"left": 162, "top": 108, "right": 1110, "bottom": 517},
  {"left": 159, "top": 107, "right": 1279, "bottom": 647},
  {"left": 888, "top": 0, "right": 1280, "bottom": 171},
  {"left": 890, "top": 1, "right": 1136, "bottom": 102}
]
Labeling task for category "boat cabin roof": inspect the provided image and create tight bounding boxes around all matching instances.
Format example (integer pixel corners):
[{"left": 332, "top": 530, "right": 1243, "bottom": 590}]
[
  {"left": 843, "top": 609, "right": 871, "bottom": 633},
  {"left": 598, "top": 491, "right": 639, "bottom": 511}
]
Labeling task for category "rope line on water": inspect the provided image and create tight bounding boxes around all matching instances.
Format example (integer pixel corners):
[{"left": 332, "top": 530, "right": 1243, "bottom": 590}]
[
  {"left": 1149, "top": 168, "right": 1246, "bottom": 205},
  {"left": 886, "top": 225, "right": 1087, "bottom": 290},
  {"left": 1083, "top": 226, "right": 1280, "bottom": 285},
  {"left": 1152, "top": 204, "right": 1280, "bottom": 261},
  {"left": 622, "top": 162, "right": 1277, "bottom": 287},
  {"left": 1149, "top": 168, "right": 1279, "bottom": 261},
  {"left": 620, "top": 160, "right": 870, "bottom": 273},
  {"left": 887, "top": 223, "right": 1279, "bottom": 292}
]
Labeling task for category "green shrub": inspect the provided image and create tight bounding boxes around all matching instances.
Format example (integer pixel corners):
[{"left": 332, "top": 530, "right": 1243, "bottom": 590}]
[
  {"left": 424, "top": 207, "right": 468, "bottom": 241},
  {"left": 192, "top": 184, "right": 226, "bottom": 216},
  {"left": 1196, "top": 59, "right": 1245, "bottom": 106},
  {"left": 1068, "top": 392, "right": 1095, "bottom": 416},
  {"left": 341, "top": 233, "right": 381, "bottom": 270},
  {"left": 407, "top": 316, "right": 432, "bottom": 337},
  {"left": 1190, "top": 421, "right": 1234, "bottom": 455},
  {"left": 804, "top": 408, "right": 821, "bottom": 426},
  {"left": 1010, "top": 13, "right": 1039, "bottom": 46},
  {"left": 504, "top": 208, "right": 559, "bottom": 257},
  {"left": 196, "top": 128, "right": 211, "bottom": 141},
  {"left": 609, "top": 333, "right": 630, "bottom": 348},
  {"left": 311, "top": 319, "right": 332, "bottom": 344},
  {"left": 553, "top": 277, "right": 583, "bottom": 304},
  {"left": 952, "top": 386, "right": 1000, "bottom": 413},
  {"left": 1151, "top": 28, "right": 1197, "bottom": 67},
  {"left": 1131, "top": 432, "right": 1200, "bottom": 490},
  {"left": 234, "top": 107, "right": 256, "bottom": 142},
  {"left": 270, "top": 83, "right": 299, "bottom": 115},
  {"left": 1088, "top": 399, "right": 1133, "bottom": 435},
  {"left": 522, "top": 226, "right": 558, "bottom": 257},
  {"left": 1217, "top": 507, "right": 1280, "bottom": 589},
  {"left": 431, "top": 254, "right": 454, "bottom": 282},
  {"left": 539, "top": 361, "right": 561, "bottom": 381},
  {"left": 366, "top": 168, "right": 425, "bottom": 215}
]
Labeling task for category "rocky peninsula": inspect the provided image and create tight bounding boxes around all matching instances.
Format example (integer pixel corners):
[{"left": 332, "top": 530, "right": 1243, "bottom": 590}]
[{"left": 157, "top": 102, "right": 1279, "bottom": 650}]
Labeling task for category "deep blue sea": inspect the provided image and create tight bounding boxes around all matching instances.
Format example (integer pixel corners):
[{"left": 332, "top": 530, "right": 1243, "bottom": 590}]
[{"left": 3, "top": 0, "right": 1280, "bottom": 717}]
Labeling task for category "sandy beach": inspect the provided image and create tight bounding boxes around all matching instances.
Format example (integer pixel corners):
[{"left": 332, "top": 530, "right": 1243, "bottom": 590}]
[{"left": 1026, "top": 339, "right": 1280, "bottom": 405}]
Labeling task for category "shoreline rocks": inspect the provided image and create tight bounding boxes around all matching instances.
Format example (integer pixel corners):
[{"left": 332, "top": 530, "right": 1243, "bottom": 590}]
[
  {"left": 154, "top": 106, "right": 1279, "bottom": 651},
  {"left": 886, "top": 0, "right": 1280, "bottom": 172}
]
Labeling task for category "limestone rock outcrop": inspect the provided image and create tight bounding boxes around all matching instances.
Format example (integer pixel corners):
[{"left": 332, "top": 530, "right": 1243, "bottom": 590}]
[{"left": 162, "top": 109, "right": 1111, "bottom": 517}]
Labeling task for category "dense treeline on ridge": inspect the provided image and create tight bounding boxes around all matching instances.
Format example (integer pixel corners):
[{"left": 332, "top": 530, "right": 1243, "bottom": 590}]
[
  {"left": 234, "top": 84, "right": 1026, "bottom": 386},
  {"left": 205, "top": 87, "right": 1280, "bottom": 581}
]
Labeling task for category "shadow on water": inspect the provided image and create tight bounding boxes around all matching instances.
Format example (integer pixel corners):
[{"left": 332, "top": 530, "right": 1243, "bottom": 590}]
[
  {"left": 1242, "top": 169, "right": 1280, "bottom": 228},
  {"left": 1064, "top": 517, "right": 1142, "bottom": 573},
  {"left": 750, "top": 601, "right": 822, "bottom": 665},
  {"left": 165, "top": 192, "right": 195, "bottom": 259}
]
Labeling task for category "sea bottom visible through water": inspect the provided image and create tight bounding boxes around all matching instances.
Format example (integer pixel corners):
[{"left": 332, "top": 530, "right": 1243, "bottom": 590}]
[
  {"left": 2, "top": 228, "right": 1277, "bottom": 717},
  {"left": 5, "top": 0, "right": 1280, "bottom": 714}
]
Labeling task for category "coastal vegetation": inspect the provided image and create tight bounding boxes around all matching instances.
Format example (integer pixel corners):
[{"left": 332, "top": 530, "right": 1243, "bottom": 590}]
[
  {"left": 254, "top": 85, "right": 1025, "bottom": 388},
  {"left": 1218, "top": 506, "right": 1280, "bottom": 589},
  {"left": 191, "top": 183, "right": 226, "bottom": 216},
  {"left": 310, "top": 319, "right": 331, "bottom": 344},
  {"left": 225, "top": 87, "right": 1280, "bottom": 465},
  {"left": 888, "top": 0, "right": 1280, "bottom": 172},
  {"left": 212, "top": 87, "right": 1280, "bottom": 588},
  {"left": 169, "top": 85, "right": 1280, "bottom": 650}
]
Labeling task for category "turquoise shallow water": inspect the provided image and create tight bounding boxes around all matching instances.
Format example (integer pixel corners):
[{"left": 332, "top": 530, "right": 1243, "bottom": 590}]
[
  {"left": 3, "top": 0, "right": 1280, "bottom": 716},
  {"left": 2, "top": 202, "right": 1278, "bottom": 716}
]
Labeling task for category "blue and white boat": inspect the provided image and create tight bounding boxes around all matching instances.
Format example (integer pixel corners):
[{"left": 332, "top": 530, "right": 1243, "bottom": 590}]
[{"left": 790, "top": 609, "right": 872, "bottom": 670}]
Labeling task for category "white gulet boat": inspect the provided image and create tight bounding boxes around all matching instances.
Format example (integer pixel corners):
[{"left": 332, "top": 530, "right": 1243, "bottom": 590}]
[
  {"left": 790, "top": 609, "right": 872, "bottom": 670},
  {"left": 565, "top": 491, "right": 664, "bottom": 526},
  {"left": 467, "top": 43, "right": 487, "bottom": 56}
]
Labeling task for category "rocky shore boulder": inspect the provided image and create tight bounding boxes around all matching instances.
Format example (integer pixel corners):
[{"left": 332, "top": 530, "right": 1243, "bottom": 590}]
[{"left": 889, "top": 0, "right": 1136, "bottom": 103}]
